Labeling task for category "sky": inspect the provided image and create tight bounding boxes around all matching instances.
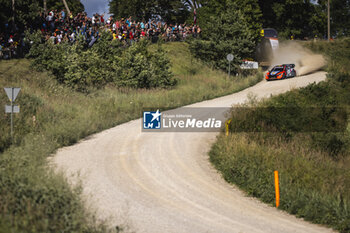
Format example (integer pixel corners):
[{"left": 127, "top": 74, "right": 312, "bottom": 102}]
[{"left": 81, "top": 0, "right": 110, "bottom": 17}]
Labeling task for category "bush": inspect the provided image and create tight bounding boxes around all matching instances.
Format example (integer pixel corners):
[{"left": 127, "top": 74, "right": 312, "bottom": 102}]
[
  {"left": 26, "top": 31, "right": 177, "bottom": 91},
  {"left": 64, "top": 44, "right": 114, "bottom": 91},
  {"left": 115, "top": 41, "right": 176, "bottom": 88}
]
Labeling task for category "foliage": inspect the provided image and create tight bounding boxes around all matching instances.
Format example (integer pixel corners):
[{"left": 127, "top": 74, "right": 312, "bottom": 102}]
[
  {"left": 329, "top": 0, "right": 350, "bottom": 37},
  {"left": 26, "top": 31, "right": 177, "bottom": 92},
  {"left": 258, "top": 0, "right": 350, "bottom": 39},
  {"left": 312, "top": 0, "right": 350, "bottom": 38},
  {"left": 46, "top": 0, "right": 84, "bottom": 15},
  {"left": 189, "top": 1, "right": 257, "bottom": 73},
  {"left": 0, "top": 0, "right": 84, "bottom": 32},
  {"left": 115, "top": 41, "right": 176, "bottom": 88},
  {"left": 210, "top": 39, "right": 350, "bottom": 232},
  {"left": 197, "top": 0, "right": 350, "bottom": 39},
  {"left": 198, "top": 0, "right": 262, "bottom": 40},
  {"left": 258, "top": 0, "right": 315, "bottom": 38},
  {"left": 109, "top": 0, "right": 190, "bottom": 23}
]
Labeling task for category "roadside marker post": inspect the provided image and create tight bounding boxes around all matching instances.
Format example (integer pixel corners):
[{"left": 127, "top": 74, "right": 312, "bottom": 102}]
[
  {"left": 274, "top": 170, "right": 280, "bottom": 208},
  {"left": 227, "top": 54, "right": 234, "bottom": 78},
  {"left": 225, "top": 119, "right": 231, "bottom": 136},
  {"left": 4, "top": 87, "right": 21, "bottom": 138}
]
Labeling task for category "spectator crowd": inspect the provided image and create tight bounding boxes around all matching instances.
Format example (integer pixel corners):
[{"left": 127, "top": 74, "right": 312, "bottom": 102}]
[
  {"left": 0, "top": 9, "right": 201, "bottom": 59},
  {"left": 0, "top": 28, "right": 27, "bottom": 59}
]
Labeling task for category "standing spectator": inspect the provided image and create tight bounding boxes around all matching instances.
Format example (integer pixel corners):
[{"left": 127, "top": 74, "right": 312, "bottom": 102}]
[
  {"left": 46, "top": 11, "right": 55, "bottom": 32},
  {"left": 100, "top": 14, "right": 105, "bottom": 26},
  {"left": 106, "top": 16, "right": 112, "bottom": 25},
  {"left": 61, "top": 9, "right": 66, "bottom": 22}
]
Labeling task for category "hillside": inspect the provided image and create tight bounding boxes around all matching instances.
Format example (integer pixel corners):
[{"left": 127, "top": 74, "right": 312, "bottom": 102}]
[{"left": 0, "top": 42, "right": 262, "bottom": 232}]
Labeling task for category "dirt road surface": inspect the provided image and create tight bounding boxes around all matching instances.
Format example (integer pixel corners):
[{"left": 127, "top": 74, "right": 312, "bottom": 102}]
[{"left": 53, "top": 72, "right": 335, "bottom": 233}]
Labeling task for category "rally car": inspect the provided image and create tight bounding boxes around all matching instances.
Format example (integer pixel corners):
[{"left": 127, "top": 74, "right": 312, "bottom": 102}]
[{"left": 265, "top": 64, "right": 296, "bottom": 81}]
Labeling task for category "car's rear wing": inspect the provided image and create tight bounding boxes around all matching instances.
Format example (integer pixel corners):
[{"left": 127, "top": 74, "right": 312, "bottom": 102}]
[{"left": 283, "top": 64, "right": 295, "bottom": 68}]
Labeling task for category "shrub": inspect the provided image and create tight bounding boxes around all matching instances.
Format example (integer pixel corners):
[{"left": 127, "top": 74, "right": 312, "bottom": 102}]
[
  {"left": 115, "top": 40, "right": 176, "bottom": 88},
  {"left": 26, "top": 31, "right": 176, "bottom": 91}
]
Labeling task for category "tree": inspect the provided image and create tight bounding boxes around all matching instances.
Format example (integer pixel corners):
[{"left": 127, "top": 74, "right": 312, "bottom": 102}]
[
  {"left": 258, "top": 0, "right": 316, "bottom": 39},
  {"left": 0, "top": 0, "right": 41, "bottom": 31},
  {"left": 109, "top": 0, "right": 190, "bottom": 23},
  {"left": 46, "top": 0, "right": 84, "bottom": 15},
  {"left": 232, "top": 0, "right": 262, "bottom": 41},
  {"left": 154, "top": 0, "right": 190, "bottom": 23},
  {"left": 0, "top": 0, "right": 84, "bottom": 32},
  {"left": 309, "top": 1, "right": 327, "bottom": 38},
  {"left": 197, "top": 0, "right": 261, "bottom": 39},
  {"left": 189, "top": 1, "right": 257, "bottom": 72},
  {"left": 316, "top": 0, "right": 350, "bottom": 37},
  {"left": 257, "top": 0, "right": 350, "bottom": 39}
]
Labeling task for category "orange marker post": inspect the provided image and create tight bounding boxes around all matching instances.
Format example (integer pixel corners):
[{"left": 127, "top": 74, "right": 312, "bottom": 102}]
[
  {"left": 225, "top": 120, "right": 232, "bottom": 136},
  {"left": 274, "top": 170, "right": 280, "bottom": 208}
]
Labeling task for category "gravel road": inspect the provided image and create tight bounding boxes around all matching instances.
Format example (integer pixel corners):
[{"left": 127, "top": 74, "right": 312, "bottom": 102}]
[{"left": 53, "top": 72, "right": 335, "bottom": 233}]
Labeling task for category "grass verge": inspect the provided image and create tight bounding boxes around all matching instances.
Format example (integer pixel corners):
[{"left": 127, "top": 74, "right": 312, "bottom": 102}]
[
  {"left": 0, "top": 42, "right": 263, "bottom": 232},
  {"left": 210, "top": 38, "right": 350, "bottom": 233}
]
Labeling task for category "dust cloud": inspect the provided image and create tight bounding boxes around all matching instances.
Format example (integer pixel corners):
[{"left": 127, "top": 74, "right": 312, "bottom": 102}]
[{"left": 270, "top": 42, "right": 326, "bottom": 76}]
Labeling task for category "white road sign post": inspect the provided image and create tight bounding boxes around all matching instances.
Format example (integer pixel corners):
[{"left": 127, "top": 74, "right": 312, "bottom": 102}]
[
  {"left": 4, "top": 87, "right": 21, "bottom": 137},
  {"left": 227, "top": 54, "right": 234, "bottom": 78}
]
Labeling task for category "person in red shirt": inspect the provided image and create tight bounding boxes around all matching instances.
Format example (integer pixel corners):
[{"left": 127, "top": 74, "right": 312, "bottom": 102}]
[
  {"left": 100, "top": 14, "right": 105, "bottom": 25},
  {"left": 141, "top": 29, "right": 146, "bottom": 38}
]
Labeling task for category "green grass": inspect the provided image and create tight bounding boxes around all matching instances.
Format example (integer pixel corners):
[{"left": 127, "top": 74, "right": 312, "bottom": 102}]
[
  {"left": 0, "top": 42, "right": 263, "bottom": 232},
  {"left": 210, "top": 38, "right": 350, "bottom": 232}
]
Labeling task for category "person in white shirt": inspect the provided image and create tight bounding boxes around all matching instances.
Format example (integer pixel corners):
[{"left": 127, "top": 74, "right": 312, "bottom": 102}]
[
  {"left": 57, "top": 33, "right": 62, "bottom": 43},
  {"left": 92, "top": 15, "right": 96, "bottom": 26}
]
